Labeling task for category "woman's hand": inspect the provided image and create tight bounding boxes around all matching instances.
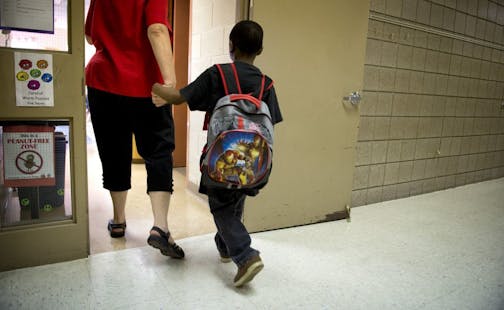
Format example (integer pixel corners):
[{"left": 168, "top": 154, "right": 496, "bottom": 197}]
[{"left": 151, "top": 92, "right": 167, "bottom": 107}]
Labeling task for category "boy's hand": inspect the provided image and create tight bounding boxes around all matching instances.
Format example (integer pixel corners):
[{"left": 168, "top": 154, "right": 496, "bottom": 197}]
[
  {"left": 151, "top": 83, "right": 169, "bottom": 107},
  {"left": 151, "top": 82, "right": 186, "bottom": 106}
]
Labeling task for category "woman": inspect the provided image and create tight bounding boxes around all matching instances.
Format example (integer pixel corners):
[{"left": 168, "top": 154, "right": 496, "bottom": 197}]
[{"left": 85, "top": 0, "right": 183, "bottom": 258}]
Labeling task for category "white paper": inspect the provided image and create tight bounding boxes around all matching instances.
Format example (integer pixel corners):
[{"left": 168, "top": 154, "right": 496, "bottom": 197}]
[
  {"left": 0, "top": 0, "right": 54, "bottom": 33},
  {"left": 3, "top": 130, "right": 55, "bottom": 185},
  {"left": 14, "top": 52, "right": 54, "bottom": 107}
]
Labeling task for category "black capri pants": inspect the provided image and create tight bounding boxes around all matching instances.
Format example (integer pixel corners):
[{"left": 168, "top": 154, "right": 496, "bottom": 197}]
[{"left": 87, "top": 87, "right": 175, "bottom": 193}]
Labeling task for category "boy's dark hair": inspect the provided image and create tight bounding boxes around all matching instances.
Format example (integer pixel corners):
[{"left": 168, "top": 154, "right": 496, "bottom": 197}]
[{"left": 229, "top": 20, "right": 263, "bottom": 55}]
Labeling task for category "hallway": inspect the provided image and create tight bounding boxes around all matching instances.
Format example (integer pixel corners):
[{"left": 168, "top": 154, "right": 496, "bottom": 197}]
[{"left": 1, "top": 178, "right": 503, "bottom": 309}]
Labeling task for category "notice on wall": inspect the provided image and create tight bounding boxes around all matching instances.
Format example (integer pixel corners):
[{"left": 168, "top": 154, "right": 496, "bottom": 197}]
[
  {"left": 14, "top": 52, "right": 54, "bottom": 107},
  {"left": 2, "top": 125, "right": 56, "bottom": 187},
  {"left": 0, "top": 0, "right": 54, "bottom": 33}
]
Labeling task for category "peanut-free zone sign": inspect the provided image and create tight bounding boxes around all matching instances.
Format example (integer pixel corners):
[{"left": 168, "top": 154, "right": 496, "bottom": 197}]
[{"left": 2, "top": 125, "right": 55, "bottom": 187}]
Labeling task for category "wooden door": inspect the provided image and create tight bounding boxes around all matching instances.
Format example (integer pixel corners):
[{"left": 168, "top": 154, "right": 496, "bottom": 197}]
[
  {"left": 244, "top": 0, "right": 370, "bottom": 231},
  {"left": 0, "top": 0, "right": 88, "bottom": 271}
]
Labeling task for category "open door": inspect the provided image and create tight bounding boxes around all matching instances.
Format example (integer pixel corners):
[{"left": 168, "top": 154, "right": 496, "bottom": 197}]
[
  {"left": 244, "top": 0, "right": 370, "bottom": 231},
  {"left": 0, "top": 0, "right": 88, "bottom": 271},
  {"left": 172, "top": 0, "right": 190, "bottom": 167}
]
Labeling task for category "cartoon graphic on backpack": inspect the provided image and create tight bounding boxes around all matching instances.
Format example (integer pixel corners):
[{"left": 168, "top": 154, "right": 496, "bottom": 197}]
[{"left": 201, "top": 63, "right": 274, "bottom": 190}]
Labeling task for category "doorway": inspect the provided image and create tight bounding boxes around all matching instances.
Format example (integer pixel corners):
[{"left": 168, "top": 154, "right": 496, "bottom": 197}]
[{"left": 86, "top": 0, "right": 241, "bottom": 254}]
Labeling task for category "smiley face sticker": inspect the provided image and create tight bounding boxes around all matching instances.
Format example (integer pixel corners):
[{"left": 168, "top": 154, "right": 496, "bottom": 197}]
[
  {"left": 19, "top": 59, "right": 32, "bottom": 70},
  {"left": 28, "top": 80, "right": 41, "bottom": 90},
  {"left": 37, "top": 59, "right": 49, "bottom": 69},
  {"left": 17, "top": 59, "right": 50, "bottom": 90},
  {"left": 30, "top": 69, "right": 42, "bottom": 78},
  {"left": 16, "top": 71, "right": 29, "bottom": 81},
  {"left": 41, "top": 73, "right": 53, "bottom": 83}
]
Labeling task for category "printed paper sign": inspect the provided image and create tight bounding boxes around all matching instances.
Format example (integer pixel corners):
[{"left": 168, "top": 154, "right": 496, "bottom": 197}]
[
  {"left": 0, "top": 0, "right": 54, "bottom": 33},
  {"left": 2, "top": 126, "right": 55, "bottom": 187},
  {"left": 14, "top": 52, "right": 54, "bottom": 107}
]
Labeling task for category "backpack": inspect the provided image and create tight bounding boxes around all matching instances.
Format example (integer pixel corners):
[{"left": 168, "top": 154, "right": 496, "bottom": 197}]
[{"left": 200, "top": 63, "right": 274, "bottom": 190}]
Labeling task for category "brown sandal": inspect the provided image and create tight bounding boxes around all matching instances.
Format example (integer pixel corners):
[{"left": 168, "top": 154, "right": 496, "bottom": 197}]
[
  {"left": 107, "top": 220, "right": 126, "bottom": 238},
  {"left": 147, "top": 226, "right": 185, "bottom": 259}
]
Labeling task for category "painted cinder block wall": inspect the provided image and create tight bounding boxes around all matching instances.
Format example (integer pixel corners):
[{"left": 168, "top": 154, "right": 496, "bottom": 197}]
[
  {"left": 187, "top": 0, "right": 238, "bottom": 188},
  {"left": 352, "top": 0, "right": 504, "bottom": 207},
  {"left": 186, "top": 0, "right": 504, "bottom": 206}
]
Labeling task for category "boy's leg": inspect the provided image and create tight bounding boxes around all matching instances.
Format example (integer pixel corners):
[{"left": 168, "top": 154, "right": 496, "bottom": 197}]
[
  {"left": 208, "top": 189, "right": 259, "bottom": 266},
  {"left": 213, "top": 190, "right": 245, "bottom": 260},
  {"left": 209, "top": 189, "right": 264, "bottom": 286},
  {"left": 214, "top": 233, "right": 230, "bottom": 260}
]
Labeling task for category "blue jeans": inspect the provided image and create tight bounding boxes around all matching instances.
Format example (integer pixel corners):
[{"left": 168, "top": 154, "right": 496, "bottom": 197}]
[{"left": 208, "top": 189, "right": 259, "bottom": 267}]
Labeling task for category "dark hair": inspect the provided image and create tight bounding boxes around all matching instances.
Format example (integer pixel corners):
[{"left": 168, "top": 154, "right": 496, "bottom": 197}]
[{"left": 229, "top": 20, "right": 263, "bottom": 55}]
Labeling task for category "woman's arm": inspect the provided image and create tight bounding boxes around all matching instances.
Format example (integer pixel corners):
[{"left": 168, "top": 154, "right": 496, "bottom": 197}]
[
  {"left": 84, "top": 0, "right": 96, "bottom": 45},
  {"left": 147, "top": 23, "right": 176, "bottom": 88}
]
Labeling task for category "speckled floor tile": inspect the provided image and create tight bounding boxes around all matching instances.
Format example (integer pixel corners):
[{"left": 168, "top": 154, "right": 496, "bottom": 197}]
[{"left": 1, "top": 178, "right": 503, "bottom": 309}]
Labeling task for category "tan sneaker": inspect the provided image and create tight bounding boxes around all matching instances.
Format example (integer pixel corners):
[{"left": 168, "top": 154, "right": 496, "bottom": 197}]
[
  {"left": 233, "top": 255, "right": 264, "bottom": 287},
  {"left": 220, "top": 254, "right": 232, "bottom": 263}
]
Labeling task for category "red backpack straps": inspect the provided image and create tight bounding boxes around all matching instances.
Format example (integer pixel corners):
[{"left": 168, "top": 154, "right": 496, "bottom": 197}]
[
  {"left": 230, "top": 63, "right": 242, "bottom": 94},
  {"left": 266, "top": 80, "right": 274, "bottom": 91},
  {"left": 204, "top": 63, "right": 267, "bottom": 129},
  {"left": 215, "top": 64, "right": 229, "bottom": 95},
  {"left": 205, "top": 64, "right": 240, "bottom": 130},
  {"left": 216, "top": 63, "right": 266, "bottom": 100},
  {"left": 258, "top": 74, "right": 266, "bottom": 101},
  {"left": 216, "top": 63, "right": 241, "bottom": 95},
  {"left": 203, "top": 111, "right": 211, "bottom": 130}
]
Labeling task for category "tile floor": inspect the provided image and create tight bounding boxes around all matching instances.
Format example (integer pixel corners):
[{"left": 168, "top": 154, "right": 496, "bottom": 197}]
[{"left": 0, "top": 177, "right": 503, "bottom": 309}]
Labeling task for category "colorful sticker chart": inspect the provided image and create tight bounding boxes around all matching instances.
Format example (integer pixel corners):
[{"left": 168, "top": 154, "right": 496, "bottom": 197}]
[{"left": 14, "top": 52, "right": 54, "bottom": 107}]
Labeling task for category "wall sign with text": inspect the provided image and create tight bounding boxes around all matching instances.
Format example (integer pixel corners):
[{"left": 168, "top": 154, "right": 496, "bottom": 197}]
[
  {"left": 2, "top": 125, "right": 56, "bottom": 187},
  {"left": 0, "top": 0, "right": 54, "bottom": 33},
  {"left": 14, "top": 52, "right": 54, "bottom": 107}
]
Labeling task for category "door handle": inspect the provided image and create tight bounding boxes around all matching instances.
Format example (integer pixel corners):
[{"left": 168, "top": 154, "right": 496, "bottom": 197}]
[{"left": 343, "top": 91, "right": 361, "bottom": 106}]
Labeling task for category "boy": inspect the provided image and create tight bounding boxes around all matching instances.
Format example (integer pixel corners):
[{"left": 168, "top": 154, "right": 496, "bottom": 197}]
[{"left": 152, "top": 20, "right": 282, "bottom": 287}]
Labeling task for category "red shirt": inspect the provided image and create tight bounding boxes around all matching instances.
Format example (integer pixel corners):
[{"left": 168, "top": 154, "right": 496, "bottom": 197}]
[{"left": 85, "top": 0, "right": 172, "bottom": 97}]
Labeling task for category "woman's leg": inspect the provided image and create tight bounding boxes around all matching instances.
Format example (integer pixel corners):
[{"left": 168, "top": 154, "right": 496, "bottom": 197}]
[
  {"left": 87, "top": 88, "right": 133, "bottom": 235},
  {"left": 110, "top": 190, "right": 127, "bottom": 224},
  {"left": 149, "top": 191, "right": 174, "bottom": 243},
  {"left": 131, "top": 100, "right": 180, "bottom": 247}
]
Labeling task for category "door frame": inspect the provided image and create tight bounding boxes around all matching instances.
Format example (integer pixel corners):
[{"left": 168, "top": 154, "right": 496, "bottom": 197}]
[
  {"left": 0, "top": 0, "right": 88, "bottom": 271},
  {"left": 172, "top": 0, "right": 190, "bottom": 168}
]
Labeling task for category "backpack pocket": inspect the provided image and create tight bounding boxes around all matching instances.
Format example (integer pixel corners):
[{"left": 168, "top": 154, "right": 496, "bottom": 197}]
[{"left": 204, "top": 130, "right": 271, "bottom": 188}]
